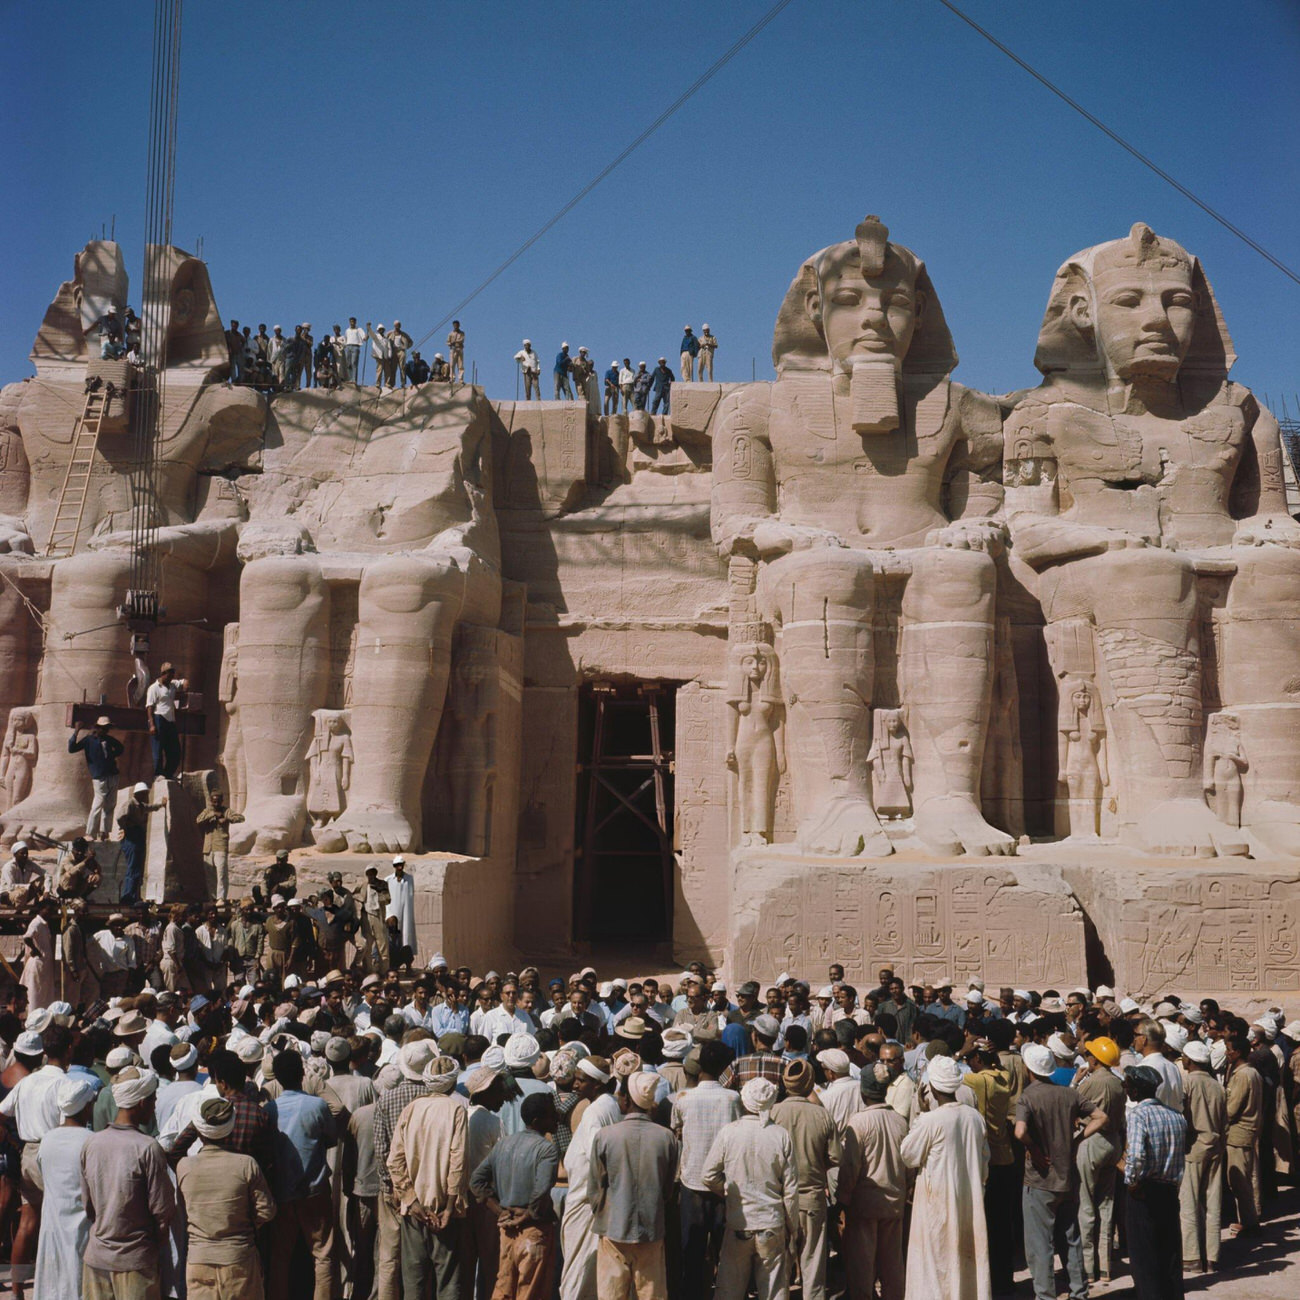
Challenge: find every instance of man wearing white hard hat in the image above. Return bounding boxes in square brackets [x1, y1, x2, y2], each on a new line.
[1014, 1044, 1107, 1300]
[384, 855, 417, 958]
[514, 339, 541, 399]
[900, 1054, 994, 1300]
[698, 324, 718, 381]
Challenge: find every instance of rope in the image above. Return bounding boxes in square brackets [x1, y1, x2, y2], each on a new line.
[410, 0, 797, 353]
[934, 0, 1300, 289]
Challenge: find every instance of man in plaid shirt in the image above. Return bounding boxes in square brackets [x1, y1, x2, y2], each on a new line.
[1123, 1065, 1186, 1299]
[166, 1049, 275, 1180]
[717, 1015, 785, 1093]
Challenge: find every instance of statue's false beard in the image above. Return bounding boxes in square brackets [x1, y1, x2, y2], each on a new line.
[850, 357, 901, 434]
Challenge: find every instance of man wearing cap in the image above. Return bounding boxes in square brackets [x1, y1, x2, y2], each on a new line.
[698, 325, 718, 381]
[515, 340, 542, 400]
[679, 326, 700, 382]
[649, 358, 675, 415]
[1223, 1031, 1262, 1237]
[116, 781, 164, 907]
[385, 855, 417, 959]
[1, 1022, 71, 1298]
[69, 716, 126, 839]
[388, 1057, 470, 1299]
[1180, 1038, 1226, 1276]
[261, 847, 297, 905]
[269, 1048, 337, 1300]
[471, 1092, 561, 1300]
[34, 1074, 97, 1300]
[196, 790, 243, 901]
[718, 1014, 784, 1093]
[264, 895, 298, 985]
[837, 1062, 908, 1300]
[553, 342, 575, 399]
[925, 980, 966, 1028]
[900, 1055, 992, 1300]
[81, 1066, 176, 1300]
[0, 840, 45, 906]
[57, 835, 102, 900]
[1073, 1036, 1125, 1288]
[1122, 1064, 1187, 1298]
[145, 662, 187, 779]
[177, 1094, 276, 1300]
[588, 1070, 679, 1300]
[772, 1059, 840, 1300]
[701, 1077, 799, 1300]
[1014, 1043, 1106, 1300]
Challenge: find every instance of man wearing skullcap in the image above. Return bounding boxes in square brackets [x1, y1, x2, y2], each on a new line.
[1073, 1036, 1125, 1288]
[388, 1057, 470, 1299]
[500, 1033, 554, 1137]
[587, 1070, 679, 1299]
[1122, 1065, 1187, 1298]
[1014, 1043, 1106, 1300]
[177, 1095, 276, 1299]
[1180, 1038, 1226, 1276]
[837, 1063, 908, 1300]
[816, 1047, 863, 1135]
[268, 1049, 337, 1300]
[470, 1092, 561, 1300]
[701, 1076, 799, 1300]
[771, 1059, 841, 1300]
[900, 1054, 994, 1300]
[373, 1039, 440, 1299]
[717, 1013, 784, 1094]
[156, 1039, 202, 1131]
[1223, 1032, 1262, 1236]
[81, 1067, 176, 1299]
[560, 1058, 621, 1300]
[33, 1074, 97, 1300]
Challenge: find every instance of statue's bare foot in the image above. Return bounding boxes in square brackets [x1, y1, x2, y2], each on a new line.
[796, 796, 892, 858]
[332, 807, 418, 855]
[915, 794, 1016, 857]
[311, 824, 348, 853]
[1246, 801, 1300, 857]
[1130, 799, 1247, 858]
[229, 794, 306, 855]
[0, 793, 88, 846]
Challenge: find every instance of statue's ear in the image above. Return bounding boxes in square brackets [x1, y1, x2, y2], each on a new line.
[1067, 291, 1092, 335]
[914, 288, 928, 329]
[804, 286, 822, 327]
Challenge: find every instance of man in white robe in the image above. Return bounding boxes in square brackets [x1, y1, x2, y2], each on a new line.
[34, 1075, 97, 1300]
[559, 1057, 620, 1300]
[20, 900, 57, 1013]
[900, 1055, 991, 1300]
[384, 855, 417, 956]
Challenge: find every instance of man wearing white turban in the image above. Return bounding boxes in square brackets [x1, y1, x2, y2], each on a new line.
[559, 1057, 620, 1300]
[899, 1055, 993, 1300]
[499, 1034, 553, 1138]
[177, 1096, 276, 1300]
[81, 1068, 176, 1299]
[702, 1076, 799, 1300]
[34, 1075, 97, 1300]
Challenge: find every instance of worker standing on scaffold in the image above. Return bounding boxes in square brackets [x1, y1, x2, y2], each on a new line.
[146, 662, 187, 779]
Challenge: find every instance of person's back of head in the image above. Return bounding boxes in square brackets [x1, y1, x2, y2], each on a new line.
[520, 1091, 555, 1132]
[913, 1013, 941, 1043]
[940, 1023, 965, 1055]
[208, 1049, 247, 1094]
[463, 1033, 488, 1064]
[698, 1040, 734, 1080]
[42, 1022, 72, 1063]
[985, 1018, 1015, 1052]
[150, 1044, 175, 1078]
[557, 1018, 584, 1045]
[812, 1028, 839, 1055]
[275, 1049, 305, 1092]
[785, 1025, 809, 1054]
[832, 1020, 855, 1049]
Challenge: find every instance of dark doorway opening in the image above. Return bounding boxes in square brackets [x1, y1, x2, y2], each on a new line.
[573, 681, 676, 943]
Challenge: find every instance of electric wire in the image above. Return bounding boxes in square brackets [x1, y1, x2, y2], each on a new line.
[411, 0, 797, 353]
[933, 0, 1300, 288]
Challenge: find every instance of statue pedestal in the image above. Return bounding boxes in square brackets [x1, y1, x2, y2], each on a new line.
[728, 846, 1087, 992]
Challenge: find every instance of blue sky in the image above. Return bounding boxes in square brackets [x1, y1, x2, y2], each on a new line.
[4, 1, 1298, 407]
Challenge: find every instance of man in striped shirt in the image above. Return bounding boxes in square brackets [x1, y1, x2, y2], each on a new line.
[1123, 1065, 1186, 1300]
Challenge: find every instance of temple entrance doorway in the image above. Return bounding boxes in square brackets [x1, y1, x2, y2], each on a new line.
[573, 680, 677, 943]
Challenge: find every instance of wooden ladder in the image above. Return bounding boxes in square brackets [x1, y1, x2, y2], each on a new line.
[45, 385, 109, 557]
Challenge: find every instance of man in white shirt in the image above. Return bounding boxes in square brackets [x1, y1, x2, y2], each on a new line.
[145, 662, 187, 779]
[141, 991, 182, 1060]
[0, 842, 45, 906]
[343, 317, 366, 384]
[1134, 1019, 1185, 1111]
[91, 912, 137, 999]
[514, 340, 541, 400]
[618, 360, 635, 413]
[366, 321, 392, 389]
[471, 981, 533, 1043]
[384, 856, 416, 957]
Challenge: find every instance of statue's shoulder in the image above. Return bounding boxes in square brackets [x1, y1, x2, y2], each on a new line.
[715, 381, 774, 431]
[948, 383, 1007, 470]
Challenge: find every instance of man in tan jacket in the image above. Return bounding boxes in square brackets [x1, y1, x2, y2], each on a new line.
[1180, 1040, 1227, 1273]
[387, 1056, 469, 1298]
[1224, 1032, 1262, 1235]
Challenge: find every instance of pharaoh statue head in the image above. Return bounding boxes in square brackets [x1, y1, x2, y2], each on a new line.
[1033, 223, 1234, 396]
[772, 215, 957, 433]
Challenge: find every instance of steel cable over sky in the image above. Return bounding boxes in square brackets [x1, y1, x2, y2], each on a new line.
[934, 0, 1300, 289]
[410, 0, 798, 353]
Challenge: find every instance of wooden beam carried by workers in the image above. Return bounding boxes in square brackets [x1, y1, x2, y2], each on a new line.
[66, 701, 206, 736]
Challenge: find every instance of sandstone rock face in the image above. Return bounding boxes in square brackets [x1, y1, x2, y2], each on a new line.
[1, 224, 1297, 998]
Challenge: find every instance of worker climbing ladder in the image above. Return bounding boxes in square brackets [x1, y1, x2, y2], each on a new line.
[45, 383, 112, 558]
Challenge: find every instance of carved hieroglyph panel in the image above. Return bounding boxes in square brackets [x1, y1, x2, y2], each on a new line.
[730, 853, 1085, 988]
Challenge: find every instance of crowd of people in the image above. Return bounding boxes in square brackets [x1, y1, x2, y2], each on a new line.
[0, 840, 1295, 1300]
[514, 326, 718, 416]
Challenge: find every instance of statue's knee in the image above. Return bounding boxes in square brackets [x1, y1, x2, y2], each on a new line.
[1228, 546, 1300, 617]
[360, 556, 464, 617]
[905, 547, 995, 620]
[240, 556, 325, 616]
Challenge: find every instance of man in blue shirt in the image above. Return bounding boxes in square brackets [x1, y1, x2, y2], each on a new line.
[269, 1050, 337, 1300]
[650, 359, 675, 415]
[1123, 1065, 1187, 1300]
[603, 361, 621, 415]
[432, 983, 472, 1037]
[554, 344, 574, 400]
[679, 326, 700, 381]
[69, 717, 125, 840]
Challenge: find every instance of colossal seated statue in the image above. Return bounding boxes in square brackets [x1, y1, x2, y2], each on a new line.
[711, 216, 1014, 857]
[1005, 223, 1300, 857]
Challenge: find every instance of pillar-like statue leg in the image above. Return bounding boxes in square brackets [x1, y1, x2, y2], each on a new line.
[761, 547, 890, 857]
[0, 561, 39, 815]
[329, 555, 479, 854]
[901, 547, 1014, 856]
[1223, 546, 1300, 855]
[1, 552, 133, 842]
[1046, 547, 1242, 856]
[231, 556, 330, 853]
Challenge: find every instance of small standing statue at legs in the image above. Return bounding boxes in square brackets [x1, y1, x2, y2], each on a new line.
[868, 708, 914, 820]
[1203, 711, 1247, 828]
[1058, 678, 1108, 839]
[725, 633, 785, 847]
